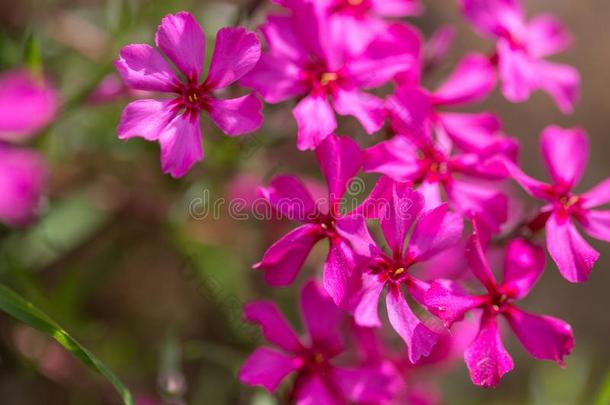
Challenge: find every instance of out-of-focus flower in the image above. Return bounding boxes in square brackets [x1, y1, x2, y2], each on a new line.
[0, 145, 47, 227]
[115, 12, 263, 178]
[426, 226, 574, 387]
[499, 126, 610, 282]
[241, 3, 420, 150]
[255, 135, 369, 307]
[459, 0, 579, 113]
[240, 280, 398, 403]
[0, 69, 59, 141]
[349, 178, 463, 363]
[88, 74, 153, 104]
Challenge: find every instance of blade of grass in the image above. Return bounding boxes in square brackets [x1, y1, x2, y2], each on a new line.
[0, 283, 134, 405]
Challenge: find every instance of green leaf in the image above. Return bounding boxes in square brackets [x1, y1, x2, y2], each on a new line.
[594, 370, 610, 405]
[0, 284, 134, 405]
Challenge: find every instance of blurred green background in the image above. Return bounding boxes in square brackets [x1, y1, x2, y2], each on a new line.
[0, 0, 609, 404]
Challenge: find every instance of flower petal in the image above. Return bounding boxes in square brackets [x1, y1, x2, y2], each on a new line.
[323, 239, 361, 308]
[259, 175, 317, 221]
[0, 147, 47, 227]
[502, 238, 545, 299]
[348, 23, 422, 89]
[208, 94, 263, 136]
[115, 44, 178, 92]
[332, 90, 385, 135]
[386, 86, 433, 140]
[205, 27, 261, 89]
[117, 99, 175, 141]
[0, 69, 59, 138]
[244, 301, 303, 353]
[362, 136, 422, 182]
[371, 0, 423, 17]
[353, 273, 384, 328]
[315, 134, 362, 204]
[239, 347, 301, 392]
[293, 95, 336, 151]
[447, 179, 508, 235]
[332, 366, 397, 403]
[527, 14, 573, 58]
[540, 126, 588, 189]
[239, 53, 307, 103]
[582, 179, 610, 209]
[408, 203, 464, 262]
[158, 114, 203, 178]
[155, 12, 204, 80]
[294, 375, 338, 405]
[380, 183, 425, 256]
[464, 313, 514, 388]
[254, 224, 322, 286]
[546, 214, 599, 283]
[300, 280, 344, 356]
[579, 210, 610, 243]
[459, 0, 524, 38]
[465, 229, 498, 292]
[504, 306, 573, 365]
[386, 287, 440, 363]
[497, 40, 537, 103]
[432, 53, 496, 106]
[438, 112, 502, 154]
[425, 281, 484, 327]
[537, 60, 580, 114]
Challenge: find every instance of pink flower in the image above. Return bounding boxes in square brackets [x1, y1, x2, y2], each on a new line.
[254, 135, 368, 306]
[425, 227, 574, 388]
[241, 3, 420, 150]
[459, 0, 579, 113]
[0, 145, 47, 227]
[239, 280, 396, 404]
[391, 53, 507, 154]
[274, 0, 423, 56]
[349, 178, 463, 363]
[115, 12, 263, 178]
[362, 81, 514, 233]
[500, 126, 610, 283]
[0, 69, 59, 141]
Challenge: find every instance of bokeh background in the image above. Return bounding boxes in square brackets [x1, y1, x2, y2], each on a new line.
[0, 0, 609, 404]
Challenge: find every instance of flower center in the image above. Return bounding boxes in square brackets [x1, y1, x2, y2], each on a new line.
[319, 72, 339, 87]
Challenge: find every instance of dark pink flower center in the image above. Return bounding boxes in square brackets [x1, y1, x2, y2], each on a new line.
[416, 148, 453, 185]
[303, 64, 345, 97]
[170, 81, 213, 121]
[369, 255, 413, 285]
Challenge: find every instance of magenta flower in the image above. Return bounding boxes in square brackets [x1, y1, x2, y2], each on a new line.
[500, 126, 610, 283]
[115, 12, 263, 178]
[273, 0, 423, 56]
[349, 178, 463, 363]
[239, 280, 396, 404]
[254, 134, 369, 306]
[241, 3, 420, 150]
[0, 69, 59, 141]
[459, 0, 579, 113]
[391, 53, 507, 154]
[362, 102, 514, 233]
[0, 146, 47, 227]
[426, 228, 574, 388]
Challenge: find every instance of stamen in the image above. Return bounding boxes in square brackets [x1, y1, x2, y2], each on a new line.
[313, 353, 324, 364]
[393, 267, 405, 277]
[348, 0, 364, 5]
[320, 72, 339, 87]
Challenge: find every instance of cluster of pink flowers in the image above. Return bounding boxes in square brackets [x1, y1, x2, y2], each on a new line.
[109, 0, 603, 402]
